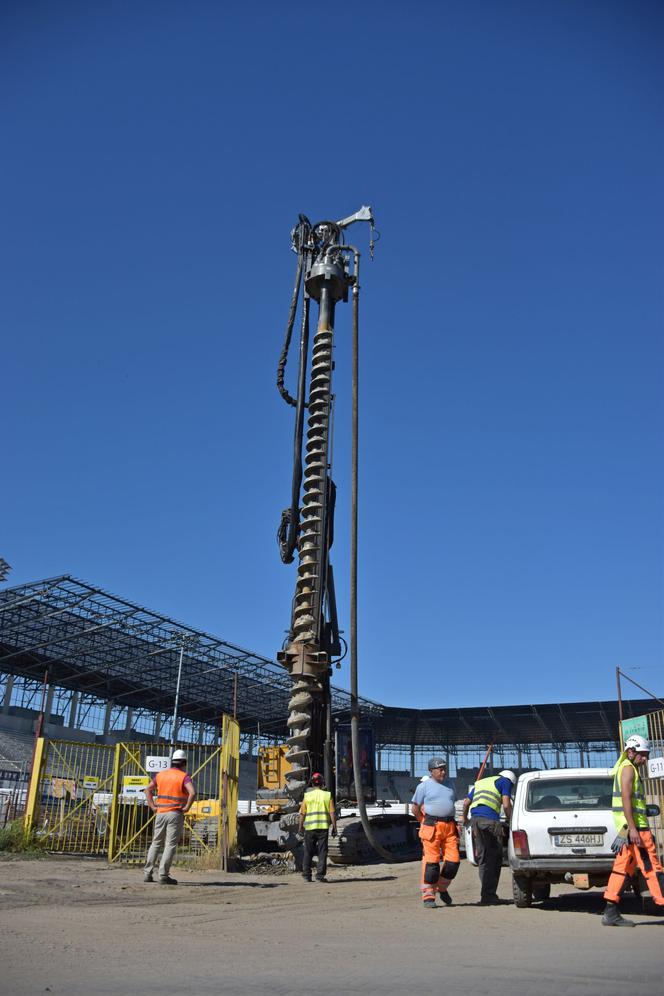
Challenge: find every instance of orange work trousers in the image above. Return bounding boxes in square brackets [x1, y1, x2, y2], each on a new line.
[604, 829, 664, 906]
[419, 819, 460, 902]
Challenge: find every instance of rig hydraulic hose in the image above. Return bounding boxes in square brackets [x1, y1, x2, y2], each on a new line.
[278, 295, 311, 564]
[276, 254, 303, 409]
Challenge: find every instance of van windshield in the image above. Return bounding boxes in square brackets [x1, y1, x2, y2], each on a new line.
[527, 776, 613, 811]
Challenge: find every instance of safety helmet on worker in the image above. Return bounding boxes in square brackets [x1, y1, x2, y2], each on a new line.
[624, 735, 650, 754]
[311, 772, 324, 785]
[171, 749, 187, 763]
[428, 756, 447, 771]
[499, 770, 516, 784]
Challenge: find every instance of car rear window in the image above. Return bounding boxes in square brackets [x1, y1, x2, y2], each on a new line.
[526, 776, 613, 811]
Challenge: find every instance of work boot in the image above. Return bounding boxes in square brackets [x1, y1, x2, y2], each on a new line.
[438, 891, 452, 906]
[423, 899, 437, 909]
[302, 876, 312, 883]
[143, 873, 154, 883]
[315, 877, 328, 883]
[601, 903, 635, 927]
[159, 876, 178, 886]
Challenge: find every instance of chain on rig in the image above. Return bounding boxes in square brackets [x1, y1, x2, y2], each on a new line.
[275, 206, 377, 808]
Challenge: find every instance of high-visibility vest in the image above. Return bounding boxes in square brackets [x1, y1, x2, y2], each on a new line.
[469, 775, 502, 816]
[155, 768, 189, 812]
[303, 788, 332, 830]
[612, 756, 648, 832]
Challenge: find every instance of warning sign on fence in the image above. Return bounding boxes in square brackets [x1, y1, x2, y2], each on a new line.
[51, 778, 76, 799]
[621, 715, 649, 741]
[122, 776, 150, 798]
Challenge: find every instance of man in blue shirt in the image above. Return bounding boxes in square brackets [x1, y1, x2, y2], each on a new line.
[411, 757, 459, 908]
[461, 769, 516, 904]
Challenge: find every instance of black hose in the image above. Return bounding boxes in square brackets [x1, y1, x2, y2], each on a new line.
[276, 254, 304, 408]
[279, 296, 311, 564]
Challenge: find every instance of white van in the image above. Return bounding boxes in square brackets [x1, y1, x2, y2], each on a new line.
[508, 767, 616, 907]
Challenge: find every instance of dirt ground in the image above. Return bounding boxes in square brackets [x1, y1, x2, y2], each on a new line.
[0, 854, 662, 996]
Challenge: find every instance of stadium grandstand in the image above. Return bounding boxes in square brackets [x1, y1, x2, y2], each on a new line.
[0, 575, 655, 807]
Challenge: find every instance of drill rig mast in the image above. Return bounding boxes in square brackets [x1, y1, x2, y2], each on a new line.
[276, 206, 376, 807]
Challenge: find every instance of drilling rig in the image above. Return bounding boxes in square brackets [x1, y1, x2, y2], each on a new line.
[275, 206, 375, 808]
[258, 208, 419, 863]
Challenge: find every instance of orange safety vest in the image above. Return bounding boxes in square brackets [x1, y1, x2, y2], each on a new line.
[154, 768, 189, 812]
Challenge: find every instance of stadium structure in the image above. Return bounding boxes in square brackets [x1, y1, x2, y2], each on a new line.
[0, 575, 653, 804]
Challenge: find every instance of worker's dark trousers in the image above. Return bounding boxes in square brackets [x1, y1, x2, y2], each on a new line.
[303, 829, 329, 880]
[472, 818, 504, 899]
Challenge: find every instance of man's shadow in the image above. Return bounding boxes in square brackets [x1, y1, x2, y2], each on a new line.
[187, 881, 281, 888]
[316, 875, 398, 884]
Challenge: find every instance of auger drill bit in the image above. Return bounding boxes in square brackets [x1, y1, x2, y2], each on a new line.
[279, 283, 338, 801]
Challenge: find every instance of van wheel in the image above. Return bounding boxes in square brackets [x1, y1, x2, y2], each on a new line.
[512, 874, 533, 908]
[533, 883, 551, 902]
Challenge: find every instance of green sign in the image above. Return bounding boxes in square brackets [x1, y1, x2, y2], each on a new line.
[621, 715, 649, 741]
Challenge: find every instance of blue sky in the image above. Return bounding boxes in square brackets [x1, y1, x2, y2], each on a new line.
[3, 1, 662, 709]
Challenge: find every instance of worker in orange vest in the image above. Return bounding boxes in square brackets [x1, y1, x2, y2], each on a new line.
[144, 749, 196, 885]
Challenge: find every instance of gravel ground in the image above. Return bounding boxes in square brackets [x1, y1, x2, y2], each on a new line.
[0, 854, 662, 995]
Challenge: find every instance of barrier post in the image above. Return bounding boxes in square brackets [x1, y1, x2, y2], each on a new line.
[107, 743, 123, 863]
[219, 728, 226, 870]
[24, 737, 46, 831]
[221, 714, 240, 865]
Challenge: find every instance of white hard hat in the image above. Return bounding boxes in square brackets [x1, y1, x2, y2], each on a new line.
[171, 749, 187, 762]
[499, 770, 517, 784]
[625, 735, 650, 754]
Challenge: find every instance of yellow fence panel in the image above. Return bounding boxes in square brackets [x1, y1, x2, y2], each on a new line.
[24, 739, 115, 854]
[24, 731, 240, 866]
[108, 742, 225, 866]
[645, 709, 664, 863]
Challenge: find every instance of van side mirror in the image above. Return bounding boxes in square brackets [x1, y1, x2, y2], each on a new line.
[646, 804, 660, 817]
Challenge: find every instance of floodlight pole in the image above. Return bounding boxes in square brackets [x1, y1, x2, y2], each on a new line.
[170, 640, 185, 752]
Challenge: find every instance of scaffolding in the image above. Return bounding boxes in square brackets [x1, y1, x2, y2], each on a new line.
[1, 576, 658, 772]
[0, 576, 380, 746]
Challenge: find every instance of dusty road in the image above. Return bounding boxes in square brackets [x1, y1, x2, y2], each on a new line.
[0, 855, 661, 995]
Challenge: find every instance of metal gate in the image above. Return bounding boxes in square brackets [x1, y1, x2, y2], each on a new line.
[644, 709, 664, 862]
[107, 741, 225, 865]
[24, 738, 116, 854]
[25, 717, 240, 864]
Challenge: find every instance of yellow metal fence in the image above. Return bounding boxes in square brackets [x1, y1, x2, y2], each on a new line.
[645, 709, 664, 863]
[25, 717, 240, 865]
[24, 738, 115, 854]
[108, 741, 225, 865]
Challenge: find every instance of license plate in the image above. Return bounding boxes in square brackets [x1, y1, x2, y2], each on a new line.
[554, 833, 603, 847]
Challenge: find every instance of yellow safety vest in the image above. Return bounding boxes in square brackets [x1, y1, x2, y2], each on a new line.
[303, 788, 332, 831]
[469, 775, 502, 816]
[612, 756, 648, 832]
